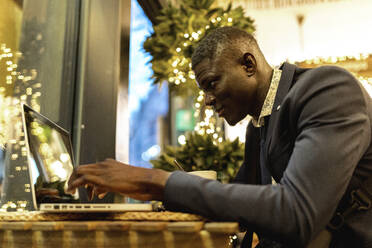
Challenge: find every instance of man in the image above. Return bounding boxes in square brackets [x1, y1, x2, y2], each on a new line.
[67, 27, 372, 247]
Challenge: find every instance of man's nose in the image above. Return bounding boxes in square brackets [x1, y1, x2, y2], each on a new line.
[205, 93, 216, 106]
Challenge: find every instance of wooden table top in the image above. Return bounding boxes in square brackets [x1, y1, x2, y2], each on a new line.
[0, 220, 239, 233]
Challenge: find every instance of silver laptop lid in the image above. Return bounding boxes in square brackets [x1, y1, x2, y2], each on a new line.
[21, 104, 78, 209]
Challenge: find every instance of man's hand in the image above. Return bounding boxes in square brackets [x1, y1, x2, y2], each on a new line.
[66, 159, 170, 201]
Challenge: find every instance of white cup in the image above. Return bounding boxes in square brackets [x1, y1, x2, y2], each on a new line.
[188, 170, 217, 180]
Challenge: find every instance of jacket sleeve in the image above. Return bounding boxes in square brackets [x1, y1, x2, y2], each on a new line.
[163, 66, 371, 246]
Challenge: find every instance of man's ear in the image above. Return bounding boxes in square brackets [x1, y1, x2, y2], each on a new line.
[242, 53, 257, 76]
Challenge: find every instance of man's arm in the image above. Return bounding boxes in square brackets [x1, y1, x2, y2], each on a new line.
[67, 159, 170, 201]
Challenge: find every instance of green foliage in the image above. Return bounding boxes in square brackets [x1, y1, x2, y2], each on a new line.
[150, 131, 244, 183]
[143, 0, 255, 97]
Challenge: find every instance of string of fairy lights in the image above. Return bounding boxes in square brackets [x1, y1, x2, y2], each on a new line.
[171, 14, 235, 145]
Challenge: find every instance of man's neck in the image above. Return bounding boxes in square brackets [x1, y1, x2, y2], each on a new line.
[252, 66, 274, 118]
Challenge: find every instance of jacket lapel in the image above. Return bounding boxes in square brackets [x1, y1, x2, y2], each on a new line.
[264, 63, 297, 170]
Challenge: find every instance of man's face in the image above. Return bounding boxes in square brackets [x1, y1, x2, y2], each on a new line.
[194, 50, 259, 125]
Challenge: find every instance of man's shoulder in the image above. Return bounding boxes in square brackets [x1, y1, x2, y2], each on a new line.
[280, 63, 356, 87]
[318, 64, 354, 74]
[281, 63, 369, 115]
[297, 64, 354, 79]
[291, 64, 359, 93]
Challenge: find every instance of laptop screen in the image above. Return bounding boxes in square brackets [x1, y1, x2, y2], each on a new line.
[23, 104, 78, 204]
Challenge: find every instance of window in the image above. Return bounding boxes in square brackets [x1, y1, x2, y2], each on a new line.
[129, 0, 169, 168]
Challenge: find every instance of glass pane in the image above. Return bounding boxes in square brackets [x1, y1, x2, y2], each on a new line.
[0, 0, 80, 211]
[129, 0, 169, 168]
[16, 0, 79, 130]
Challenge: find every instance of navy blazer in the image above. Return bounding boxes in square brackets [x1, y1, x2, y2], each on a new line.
[164, 63, 372, 247]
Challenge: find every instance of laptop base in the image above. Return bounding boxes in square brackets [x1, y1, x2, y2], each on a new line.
[39, 203, 153, 212]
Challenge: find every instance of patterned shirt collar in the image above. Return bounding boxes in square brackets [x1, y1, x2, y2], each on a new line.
[251, 66, 282, 127]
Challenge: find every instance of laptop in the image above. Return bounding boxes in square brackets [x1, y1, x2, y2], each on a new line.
[21, 103, 153, 212]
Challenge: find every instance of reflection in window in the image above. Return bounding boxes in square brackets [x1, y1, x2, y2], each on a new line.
[0, 0, 80, 211]
[129, 0, 169, 168]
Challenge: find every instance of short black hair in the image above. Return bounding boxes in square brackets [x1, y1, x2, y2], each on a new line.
[191, 27, 257, 69]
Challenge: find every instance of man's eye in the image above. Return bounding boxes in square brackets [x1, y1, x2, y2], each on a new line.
[209, 81, 217, 89]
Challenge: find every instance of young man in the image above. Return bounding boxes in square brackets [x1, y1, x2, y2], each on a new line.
[68, 27, 372, 247]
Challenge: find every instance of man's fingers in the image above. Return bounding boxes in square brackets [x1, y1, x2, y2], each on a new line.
[86, 185, 107, 201]
[89, 186, 108, 200]
[67, 174, 102, 193]
[66, 177, 85, 193]
[94, 186, 107, 195]
[67, 165, 100, 190]
[98, 192, 107, 199]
